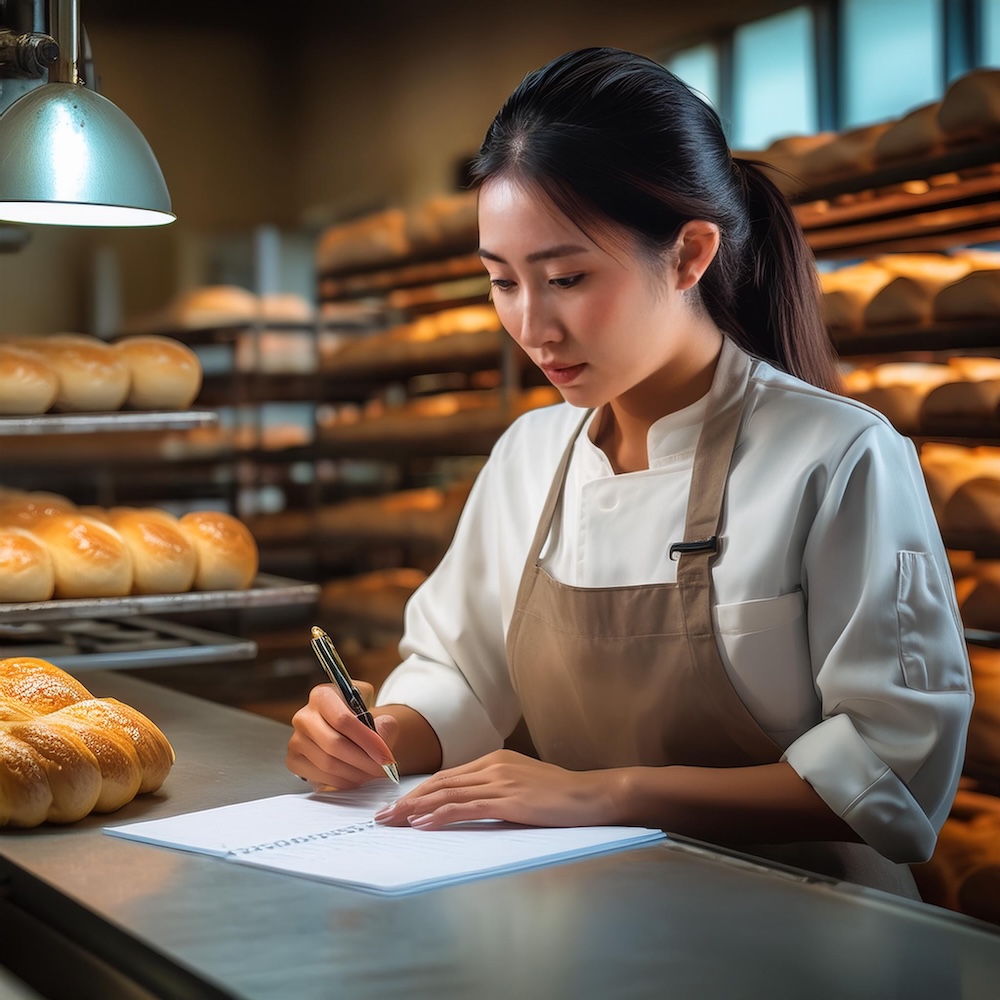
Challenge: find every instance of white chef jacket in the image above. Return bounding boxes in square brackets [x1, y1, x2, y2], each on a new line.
[378, 357, 973, 863]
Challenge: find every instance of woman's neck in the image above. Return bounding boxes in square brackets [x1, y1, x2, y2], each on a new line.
[595, 326, 724, 474]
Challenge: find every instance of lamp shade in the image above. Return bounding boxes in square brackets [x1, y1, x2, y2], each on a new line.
[0, 81, 174, 227]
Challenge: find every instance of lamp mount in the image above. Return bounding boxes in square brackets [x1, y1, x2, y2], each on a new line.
[0, 27, 57, 78]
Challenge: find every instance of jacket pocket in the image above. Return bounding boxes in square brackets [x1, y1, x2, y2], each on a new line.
[896, 550, 968, 692]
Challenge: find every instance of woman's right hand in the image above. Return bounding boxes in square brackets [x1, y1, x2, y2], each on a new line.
[286, 682, 400, 789]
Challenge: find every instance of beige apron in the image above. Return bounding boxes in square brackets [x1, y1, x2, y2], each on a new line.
[505, 337, 919, 898]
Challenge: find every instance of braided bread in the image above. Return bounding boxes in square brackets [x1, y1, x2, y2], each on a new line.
[0, 657, 175, 827]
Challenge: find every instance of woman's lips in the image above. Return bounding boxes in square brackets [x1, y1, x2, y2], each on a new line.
[541, 363, 586, 386]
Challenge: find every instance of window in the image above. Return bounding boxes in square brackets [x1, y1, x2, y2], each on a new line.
[731, 6, 817, 149]
[981, 0, 1000, 66]
[840, 0, 944, 127]
[664, 42, 721, 111]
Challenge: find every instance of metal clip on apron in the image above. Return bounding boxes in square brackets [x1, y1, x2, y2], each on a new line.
[505, 337, 919, 898]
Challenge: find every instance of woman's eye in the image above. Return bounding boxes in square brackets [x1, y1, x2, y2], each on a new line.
[489, 278, 515, 292]
[551, 274, 584, 288]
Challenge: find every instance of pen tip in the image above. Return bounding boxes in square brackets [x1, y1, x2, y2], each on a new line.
[311, 625, 325, 639]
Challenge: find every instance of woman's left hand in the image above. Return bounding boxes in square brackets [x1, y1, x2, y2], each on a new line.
[373, 750, 619, 829]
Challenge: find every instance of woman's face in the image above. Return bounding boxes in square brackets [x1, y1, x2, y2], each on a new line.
[477, 177, 700, 411]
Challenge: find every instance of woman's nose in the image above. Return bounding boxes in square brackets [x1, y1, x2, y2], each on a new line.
[513, 294, 559, 349]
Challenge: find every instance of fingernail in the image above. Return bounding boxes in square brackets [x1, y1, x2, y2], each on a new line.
[408, 814, 433, 828]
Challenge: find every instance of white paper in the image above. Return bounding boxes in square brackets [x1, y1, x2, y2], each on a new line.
[104, 776, 666, 895]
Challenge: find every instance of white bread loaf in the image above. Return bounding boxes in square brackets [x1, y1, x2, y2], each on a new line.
[102, 507, 197, 595]
[178, 511, 259, 590]
[112, 335, 203, 410]
[0, 343, 58, 414]
[0, 526, 55, 602]
[0, 657, 174, 826]
[30, 512, 133, 598]
[20, 334, 131, 412]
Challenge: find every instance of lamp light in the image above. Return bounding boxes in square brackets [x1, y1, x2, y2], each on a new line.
[0, 0, 174, 227]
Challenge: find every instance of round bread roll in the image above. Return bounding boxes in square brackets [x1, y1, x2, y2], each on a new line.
[168, 285, 258, 329]
[112, 335, 203, 410]
[0, 658, 175, 826]
[178, 511, 259, 590]
[30, 512, 133, 598]
[0, 491, 76, 530]
[103, 507, 197, 594]
[0, 526, 55, 602]
[22, 334, 131, 412]
[0, 343, 58, 414]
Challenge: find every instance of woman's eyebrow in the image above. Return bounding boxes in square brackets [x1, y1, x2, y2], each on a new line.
[478, 244, 589, 264]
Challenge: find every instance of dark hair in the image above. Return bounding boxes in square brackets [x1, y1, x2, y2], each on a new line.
[471, 47, 841, 393]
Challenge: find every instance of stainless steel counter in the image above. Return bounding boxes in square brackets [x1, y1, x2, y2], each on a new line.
[2, 673, 1000, 1000]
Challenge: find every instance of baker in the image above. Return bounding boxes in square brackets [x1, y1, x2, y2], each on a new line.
[287, 47, 973, 897]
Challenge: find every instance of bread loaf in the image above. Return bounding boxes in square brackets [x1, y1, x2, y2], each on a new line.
[0, 526, 55, 602]
[0, 657, 174, 826]
[30, 512, 133, 598]
[102, 507, 197, 595]
[938, 68, 1000, 143]
[0, 491, 76, 529]
[112, 335, 203, 410]
[20, 334, 131, 412]
[178, 511, 259, 590]
[872, 101, 944, 164]
[935, 270, 1000, 321]
[0, 343, 58, 414]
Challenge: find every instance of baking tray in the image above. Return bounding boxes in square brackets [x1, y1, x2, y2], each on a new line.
[0, 411, 219, 436]
[0, 574, 319, 623]
[0, 616, 256, 672]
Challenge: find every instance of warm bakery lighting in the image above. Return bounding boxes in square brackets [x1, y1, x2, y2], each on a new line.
[0, 0, 174, 227]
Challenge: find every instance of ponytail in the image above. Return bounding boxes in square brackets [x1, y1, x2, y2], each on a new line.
[728, 159, 842, 394]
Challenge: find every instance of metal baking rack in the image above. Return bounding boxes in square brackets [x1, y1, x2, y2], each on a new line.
[0, 410, 218, 435]
[0, 616, 257, 673]
[0, 574, 319, 624]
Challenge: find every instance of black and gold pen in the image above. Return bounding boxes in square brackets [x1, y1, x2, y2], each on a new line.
[309, 625, 400, 784]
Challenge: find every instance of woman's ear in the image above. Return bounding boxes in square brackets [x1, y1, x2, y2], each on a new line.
[674, 220, 721, 291]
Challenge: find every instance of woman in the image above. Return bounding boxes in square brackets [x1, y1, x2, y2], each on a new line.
[288, 48, 972, 895]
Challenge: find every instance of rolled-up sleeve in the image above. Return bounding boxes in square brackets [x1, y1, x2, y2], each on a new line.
[785, 424, 973, 863]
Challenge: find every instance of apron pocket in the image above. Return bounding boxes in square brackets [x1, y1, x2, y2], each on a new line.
[714, 591, 814, 735]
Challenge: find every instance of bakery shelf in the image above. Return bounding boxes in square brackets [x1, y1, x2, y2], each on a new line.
[835, 320, 1000, 357]
[0, 616, 257, 672]
[318, 252, 484, 302]
[0, 573, 319, 624]
[965, 628, 1000, 649]
[0, 410, 218, 436]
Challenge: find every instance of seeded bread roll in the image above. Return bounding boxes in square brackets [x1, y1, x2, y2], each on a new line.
[178, 511, 259, 590]
[0, 343, 58, 414]
[102, 507, 197, 594]
[112, 335, 203, 410]
[30, 512, 133, 598]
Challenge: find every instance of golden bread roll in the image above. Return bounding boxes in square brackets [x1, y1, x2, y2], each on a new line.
[863, 257, 972, 327]
[918, 443, 1000, 519]
[0, 658, 175, 826]
[921, 379, 1000, 435]
[30, 512, 133, 598]
[846, 362, 952, 434]
[820, 263, 894, 332]
[943, 476, 1000, 548]
[872, 102, 944, 164]
[0, 343, 58, 414]
[0, 656, 94, 711]
[178, 511, 259, 590]
[0, 526, 55, 602]
[935, 270, 1000, 321]
[0, 491, 76, 530]
[103, 507, 197, 594]
[20, 334, 131, 412]
[167, 285, 258, 328]
[112, 335, 203, 410]
[939, 68, 1000, 143]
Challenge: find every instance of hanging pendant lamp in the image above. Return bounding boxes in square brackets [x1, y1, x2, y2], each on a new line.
[0, 0, 174, 227]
